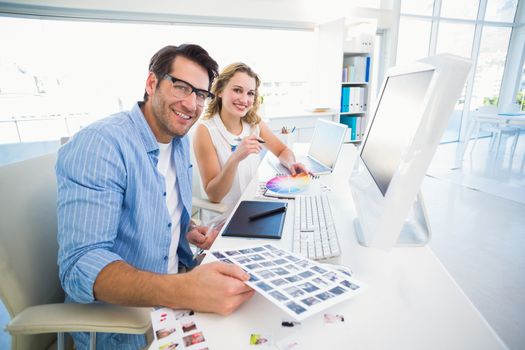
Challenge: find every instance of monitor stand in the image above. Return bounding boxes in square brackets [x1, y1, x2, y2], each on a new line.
[354, 191, 432, 247]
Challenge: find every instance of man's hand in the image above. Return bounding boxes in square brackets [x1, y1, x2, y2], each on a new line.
[174, 262, 255, 315]
[187, 224, 221, 250]
[94, 261, 254, 316]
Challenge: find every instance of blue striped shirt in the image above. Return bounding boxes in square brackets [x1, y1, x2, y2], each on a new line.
[56, 102, 195, 349]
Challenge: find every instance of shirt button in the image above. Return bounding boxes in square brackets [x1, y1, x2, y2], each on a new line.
[168, 223, 172, 228]
[163, 192, 166, 197]
[163, 256, 168, 261]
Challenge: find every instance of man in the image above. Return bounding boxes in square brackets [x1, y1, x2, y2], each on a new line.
[56, 44, 254, 349]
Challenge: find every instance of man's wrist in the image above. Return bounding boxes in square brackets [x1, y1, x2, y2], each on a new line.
[156, 272, 189, 309]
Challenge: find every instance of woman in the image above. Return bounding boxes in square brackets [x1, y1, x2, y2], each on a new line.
[193, 62, 307, 206]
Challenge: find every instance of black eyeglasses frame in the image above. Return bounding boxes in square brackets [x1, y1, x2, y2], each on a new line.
[163, 73, 215, 101]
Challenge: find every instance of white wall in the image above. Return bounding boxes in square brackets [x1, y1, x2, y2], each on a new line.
[0, 0, 394, 30]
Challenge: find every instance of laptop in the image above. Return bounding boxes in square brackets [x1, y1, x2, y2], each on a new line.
[269, 119, 347, 175]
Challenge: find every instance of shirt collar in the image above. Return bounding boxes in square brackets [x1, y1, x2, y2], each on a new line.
[130, 102, 183, 153]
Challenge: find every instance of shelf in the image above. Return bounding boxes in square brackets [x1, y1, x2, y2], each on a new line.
[343, 139, 362, 144]
[343, 51, 370, 56]
[341, 81, 368, 86]
[339, 111, 366, 116]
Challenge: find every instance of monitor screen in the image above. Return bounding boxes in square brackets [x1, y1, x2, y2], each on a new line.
[308, 119, 347, 168]
[360, 70, 434, 196]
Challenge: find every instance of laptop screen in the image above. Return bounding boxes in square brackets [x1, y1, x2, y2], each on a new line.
[308, 119, 347, 169]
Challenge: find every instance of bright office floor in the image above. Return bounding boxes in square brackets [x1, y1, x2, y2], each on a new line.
[1, 136, 524, 349]
[424, 135, 525, 350]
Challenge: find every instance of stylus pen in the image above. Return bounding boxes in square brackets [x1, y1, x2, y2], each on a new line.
[233, 137, 265, 143]
[192, 248, 205, 261]
[248, 206, 286, 221]
[191, 223, 217, 260]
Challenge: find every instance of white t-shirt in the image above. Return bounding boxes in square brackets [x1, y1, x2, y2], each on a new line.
[200, 114, 261, 207]
[157, 142, 183, 274]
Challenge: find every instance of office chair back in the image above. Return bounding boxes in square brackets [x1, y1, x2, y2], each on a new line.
[471, 105, 521, 159]
[188, 129, 229, 221]
[0, 154, 61, 349]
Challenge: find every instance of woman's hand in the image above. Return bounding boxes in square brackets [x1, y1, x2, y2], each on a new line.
[288, 162, 309, 176]
[232, 135, 262, 162]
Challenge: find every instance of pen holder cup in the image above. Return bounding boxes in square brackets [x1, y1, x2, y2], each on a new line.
[277, 132, 297, 147]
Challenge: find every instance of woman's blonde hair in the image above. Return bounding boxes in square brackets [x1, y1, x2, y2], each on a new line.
[203, 62, 262, 126]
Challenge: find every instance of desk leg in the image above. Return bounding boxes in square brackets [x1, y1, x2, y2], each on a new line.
[453, 119, 478, 169]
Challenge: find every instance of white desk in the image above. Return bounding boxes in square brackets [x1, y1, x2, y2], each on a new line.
[455, 112, 525, 168]
[197, 144, 505, 349]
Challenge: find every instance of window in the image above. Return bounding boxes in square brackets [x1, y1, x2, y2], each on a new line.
[435, 21, 476, 142]
[485, 0, 518, 22]
[470, 26, 512, 109]
[518, 61, 525, 111]
[0, 16, 316, 161]
[397, 0, 519, 143]
[435, 21, 476, 58]
[400, 0, 434, 16]
[396, 18, 432, 65]
[440, 0, 480, 20]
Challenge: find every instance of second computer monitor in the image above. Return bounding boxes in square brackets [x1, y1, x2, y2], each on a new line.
[349, 54, 471, 250]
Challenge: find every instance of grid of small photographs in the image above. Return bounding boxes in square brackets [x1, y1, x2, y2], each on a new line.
[210, 244, 365, 321]
[150, 308, 209, 350]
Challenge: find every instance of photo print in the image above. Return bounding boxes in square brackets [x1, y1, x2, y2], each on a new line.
[209, 244, 366, 321]
[150, 308, 210, 350]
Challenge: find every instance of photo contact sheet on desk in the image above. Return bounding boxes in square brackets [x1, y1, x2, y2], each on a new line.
[210, 244, 365, 321]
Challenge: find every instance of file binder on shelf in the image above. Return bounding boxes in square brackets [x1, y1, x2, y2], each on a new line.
[339, 52, 373, 143]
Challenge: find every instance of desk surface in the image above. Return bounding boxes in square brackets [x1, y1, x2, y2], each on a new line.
[476, 113, 525, 124]
[197, 144, 505, 350]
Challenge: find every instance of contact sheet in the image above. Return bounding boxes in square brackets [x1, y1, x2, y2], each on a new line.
[210, 244, 365, 321]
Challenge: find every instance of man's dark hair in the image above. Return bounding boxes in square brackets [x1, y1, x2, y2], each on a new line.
[143, 44, 219, 103]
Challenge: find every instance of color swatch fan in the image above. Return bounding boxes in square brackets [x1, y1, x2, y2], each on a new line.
[265, 173, 310, 195]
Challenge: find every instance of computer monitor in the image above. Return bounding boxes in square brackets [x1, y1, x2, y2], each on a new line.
[349, 54, 471, 250]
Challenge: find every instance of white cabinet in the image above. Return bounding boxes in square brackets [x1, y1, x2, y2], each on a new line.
[316, 18, 376, 143]
[266, 112, 338, 143]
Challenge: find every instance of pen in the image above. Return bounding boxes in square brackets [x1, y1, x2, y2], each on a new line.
[233, 137, 265, 143]
[191, 223, 217, 260]
[248, 206, 286, 221]
[192, 248, 204, 260]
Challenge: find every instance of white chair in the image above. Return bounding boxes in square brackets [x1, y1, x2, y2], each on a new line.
[501, 103, 524, 156]
[469, 105, 521, 159]
[188, 130, 228, 222]
[190, 155, 228, 219]
[0, 154, 151, 350]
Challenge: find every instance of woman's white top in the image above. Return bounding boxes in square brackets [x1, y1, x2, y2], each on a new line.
[200, 113, 261, 207]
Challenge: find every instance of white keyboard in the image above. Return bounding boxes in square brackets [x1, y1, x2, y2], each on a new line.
[292, 194, 341, 260]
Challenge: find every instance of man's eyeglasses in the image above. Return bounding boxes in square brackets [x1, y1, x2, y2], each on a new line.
[163, 74, 215, 107]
